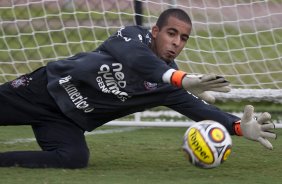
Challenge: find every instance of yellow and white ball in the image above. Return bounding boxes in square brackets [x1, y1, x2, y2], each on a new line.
[182, 120, 232, 169]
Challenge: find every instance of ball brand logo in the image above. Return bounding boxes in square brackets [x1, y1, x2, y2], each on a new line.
[188, 128, 214, 164]
[183, 121, 232, 168]
[209, 128, 225, 143]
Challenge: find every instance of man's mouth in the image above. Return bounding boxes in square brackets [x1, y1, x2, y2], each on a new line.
[167, 50, 176, 57]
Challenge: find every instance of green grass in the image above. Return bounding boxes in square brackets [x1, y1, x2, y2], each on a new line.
[0, 125, 281, 184]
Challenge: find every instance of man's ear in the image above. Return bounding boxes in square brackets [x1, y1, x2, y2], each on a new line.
[151, 25, 159, 39]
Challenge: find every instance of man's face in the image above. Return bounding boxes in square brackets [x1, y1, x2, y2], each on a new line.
[151, 16, 192, 62]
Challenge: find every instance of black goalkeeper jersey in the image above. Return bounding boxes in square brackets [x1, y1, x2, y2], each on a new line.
[46, 25, 240, 134]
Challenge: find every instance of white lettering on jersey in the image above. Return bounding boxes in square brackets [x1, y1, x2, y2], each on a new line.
[96, 63, 130, 102]
[138, 34, 143, 42]
[59, 75, 94, 113]
[187, 91, 209, 105]
[117, 27, 131, 42]
[146, 33, 151, 43]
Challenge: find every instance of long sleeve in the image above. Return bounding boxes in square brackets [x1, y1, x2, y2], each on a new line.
[163, 88, 240, 135]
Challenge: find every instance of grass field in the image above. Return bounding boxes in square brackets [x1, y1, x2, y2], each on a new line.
[0, 125, 281, 184]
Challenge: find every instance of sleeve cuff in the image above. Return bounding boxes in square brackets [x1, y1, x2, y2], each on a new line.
[233, 120, 242, 136]
[162, 69, 176, 83]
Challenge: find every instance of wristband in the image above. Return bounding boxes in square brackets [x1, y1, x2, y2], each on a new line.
[233, 121, 242, 136]
[171, 70, 187, 88]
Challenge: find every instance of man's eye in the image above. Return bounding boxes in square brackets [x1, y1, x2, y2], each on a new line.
[182, 37, 188, 42]
[168, 32, 175, 36]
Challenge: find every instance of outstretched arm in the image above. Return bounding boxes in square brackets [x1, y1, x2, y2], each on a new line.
[164, 89, 276, 149]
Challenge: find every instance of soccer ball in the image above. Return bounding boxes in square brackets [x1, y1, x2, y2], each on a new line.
[182, 120, 232, 169]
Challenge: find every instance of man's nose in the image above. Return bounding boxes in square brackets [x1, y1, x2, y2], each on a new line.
[173, 36, 181, 47]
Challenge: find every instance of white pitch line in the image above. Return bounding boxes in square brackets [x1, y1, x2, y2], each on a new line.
[84, 127, 142, 135]
[3, 138, 36, 144]
[1, 127, 142, 145]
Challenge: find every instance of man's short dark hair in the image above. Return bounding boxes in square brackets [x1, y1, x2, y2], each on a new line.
[156, 8, 192, 30]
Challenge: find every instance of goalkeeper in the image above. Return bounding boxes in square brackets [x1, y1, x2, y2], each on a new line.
[0, 8, 276, 168]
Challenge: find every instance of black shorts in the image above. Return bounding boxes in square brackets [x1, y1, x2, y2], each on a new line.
[0, 67, 70, 125]
[0, 67, 89, 168]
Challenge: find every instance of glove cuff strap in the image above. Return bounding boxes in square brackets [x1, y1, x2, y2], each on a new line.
[171, 70, 187, 88]
[233, 121, 243, 136]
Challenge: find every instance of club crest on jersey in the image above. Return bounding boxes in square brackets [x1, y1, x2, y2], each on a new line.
[144, 81, 157, 90]
[11, 76, 32, 88]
